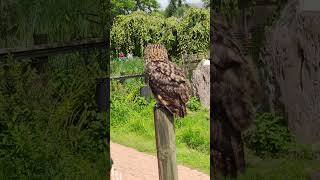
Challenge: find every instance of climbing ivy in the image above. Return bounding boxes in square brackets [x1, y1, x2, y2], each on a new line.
[111, 8, 209, 57]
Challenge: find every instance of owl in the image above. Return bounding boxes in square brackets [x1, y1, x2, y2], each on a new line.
[144, 44, 191, 118]
[210, 14, 261, 178]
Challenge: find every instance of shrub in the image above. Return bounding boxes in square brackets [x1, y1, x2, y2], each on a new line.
[244, 113, 293, 157]
[176, 8, 209, 54]
[187, 96, 201, 111]
[180, 128, 209, 153]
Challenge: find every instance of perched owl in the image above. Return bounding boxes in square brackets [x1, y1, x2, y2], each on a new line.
[144, 44, 191, 118]
[210, 14, 261, 178]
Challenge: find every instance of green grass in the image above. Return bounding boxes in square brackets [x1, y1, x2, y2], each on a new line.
[237, 149, 320, 180]
[111, 58, 145, 76]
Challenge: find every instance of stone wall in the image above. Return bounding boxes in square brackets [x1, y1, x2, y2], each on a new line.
[192, 59, 210, 108]
[261, 0, 320, 144]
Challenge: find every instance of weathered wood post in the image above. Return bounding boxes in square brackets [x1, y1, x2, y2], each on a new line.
[32, 33, 48, 74]
[154, 105, 178, 180]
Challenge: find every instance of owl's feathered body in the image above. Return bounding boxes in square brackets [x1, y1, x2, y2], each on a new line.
[144, 44, 191, 118]
[210, 14, 261, 178]
[211, 18, 260, 132]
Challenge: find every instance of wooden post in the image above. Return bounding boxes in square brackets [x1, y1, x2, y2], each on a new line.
[154, 105, 178, 180]
[96, 78, 109, 113]
[32, 33, 48, 74]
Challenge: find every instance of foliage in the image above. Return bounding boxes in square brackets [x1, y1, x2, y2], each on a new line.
[211, 0, 288, 22]
[202, 0, 210, 8]
[244, 113, 294, 157]
[211, 0, 240, 20]
[165, 1, 177, 17]
[111, 57, 145, 76]
[187, 96, 201, 112]
[0, 0, 103, 48]
[176, 8, 209, 54]
[176, 109, 210, 154]
[165, 0, 185, 17]
[111, 0, 159, 19]
[111, 8, 209, 57]
[111, 11, 166, 57]
[0, 54, 109, 178]
[236, 155, 319, 180]
[172, 5, 190, 17]
[0, 0, 111, 178]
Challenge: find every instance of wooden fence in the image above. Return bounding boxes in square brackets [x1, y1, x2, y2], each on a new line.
[0, 38, 107, 60]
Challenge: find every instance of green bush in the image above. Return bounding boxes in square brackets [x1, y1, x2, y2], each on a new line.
[176, 8, 210, 54]
[180, 128, 209, 153]
[244, 113, 293, 157]
[187, 96, 201, 111]
[111, 8, 209, 57]
[111, 58, 145, 76]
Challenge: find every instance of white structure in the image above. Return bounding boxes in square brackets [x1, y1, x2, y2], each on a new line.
[127, 53, 133, 59]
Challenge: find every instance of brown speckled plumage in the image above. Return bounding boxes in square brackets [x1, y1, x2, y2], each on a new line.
[210, 14, 261, 178]
[144, 44, 191, 118]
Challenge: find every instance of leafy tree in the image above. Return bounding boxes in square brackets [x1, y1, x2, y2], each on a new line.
[211, 0, 286, 21]
[135, 0, 160, 11]
[165, 0, 185, 17]
[177, 8, 209, 54]
[202, 0, 210, 8]
[111, 0, 136, 16]
[0, 0, 102, 48]
[211, 0, 240, 20]
[172, 4, 191, 17]
[111, 0, 159, 18]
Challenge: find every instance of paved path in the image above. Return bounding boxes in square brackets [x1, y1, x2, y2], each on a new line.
[111, 142, 209, 180]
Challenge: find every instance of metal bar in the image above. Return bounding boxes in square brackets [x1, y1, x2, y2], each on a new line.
[0, 38, 106, 60]
[110, 73, 145, 80]
[254, 0, 277, 6]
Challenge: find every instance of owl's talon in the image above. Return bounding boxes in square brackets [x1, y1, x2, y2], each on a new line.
[156, 102, 174, 115]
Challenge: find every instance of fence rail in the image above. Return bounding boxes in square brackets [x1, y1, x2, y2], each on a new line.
[110, 73, 145, 80]
[110, 58, 205, 81]
[0, 38, 107, 60]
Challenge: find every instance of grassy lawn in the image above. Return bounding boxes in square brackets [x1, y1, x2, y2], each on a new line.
[238, 149, 320, 180]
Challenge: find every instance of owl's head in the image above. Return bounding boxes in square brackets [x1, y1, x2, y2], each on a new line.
[144, 44, 169, 63]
